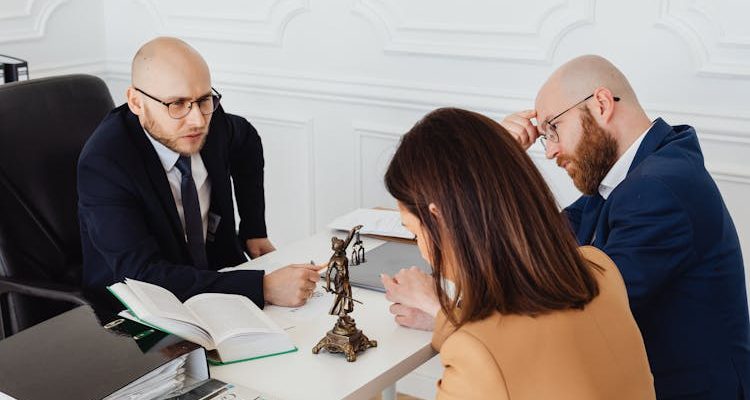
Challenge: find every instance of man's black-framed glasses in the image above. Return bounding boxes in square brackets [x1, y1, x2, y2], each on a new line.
[134, 87, 222, 119]
[538, 93, 620, 150]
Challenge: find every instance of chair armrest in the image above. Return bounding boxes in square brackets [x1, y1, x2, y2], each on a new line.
[0, 276, 89, 306]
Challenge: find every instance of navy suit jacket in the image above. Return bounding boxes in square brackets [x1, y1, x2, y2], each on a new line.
[565, 118, 749, 399]
[79, 104, 268, 318]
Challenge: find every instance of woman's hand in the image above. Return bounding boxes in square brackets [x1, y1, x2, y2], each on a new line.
[381, 267, 440, 330]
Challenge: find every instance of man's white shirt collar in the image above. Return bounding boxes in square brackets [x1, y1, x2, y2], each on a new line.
[598, 123, 653, 200]
[143, 128, 211, 239]
[143, 129, 208, 187]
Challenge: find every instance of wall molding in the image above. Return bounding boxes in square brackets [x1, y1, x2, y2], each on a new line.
[105, 59, 528, 115]
[0, 0, 70, 43]
[105, 59, 750, 184]
[0, 0, 34, 19]
[352, 123, 402, 208]
[711, 170, 750, 186]
[232, 111, 317, 236]
[655, 0, 750, 78]
[652, 108, 750, 178]
[351, 0, 595, 62]
[106, 59, 750, 132]
[31, 59, 108, 78]
[132, 0, 310, 46]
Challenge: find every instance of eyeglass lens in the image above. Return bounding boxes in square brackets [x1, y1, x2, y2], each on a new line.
[168, 95, 220, 118]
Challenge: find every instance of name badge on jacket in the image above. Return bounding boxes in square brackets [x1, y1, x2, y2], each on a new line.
[207, 212, 221, 243]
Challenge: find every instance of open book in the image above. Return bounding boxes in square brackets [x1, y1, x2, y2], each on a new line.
[107, 279, 296, 365]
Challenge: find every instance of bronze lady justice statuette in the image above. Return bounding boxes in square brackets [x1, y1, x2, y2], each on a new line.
[312, 225, 377, 361]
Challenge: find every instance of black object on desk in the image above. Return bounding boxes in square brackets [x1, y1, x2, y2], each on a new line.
[0, 305, 207, 400]
[0, 54, 28, 83]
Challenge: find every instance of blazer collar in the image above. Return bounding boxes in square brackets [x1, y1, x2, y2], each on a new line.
[200, 127, 221, 189]
[123, 108, 185, 240]
[199, 107, 226, 214]
[122, 104, 229, 228]
[628, 117, 672, 174]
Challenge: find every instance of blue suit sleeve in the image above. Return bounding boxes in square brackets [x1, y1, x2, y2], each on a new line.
[78, 153, 265, 305]
[602, 176, 695, 313]
[563, 195, 588, 233]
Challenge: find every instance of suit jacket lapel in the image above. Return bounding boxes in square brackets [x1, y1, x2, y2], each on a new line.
[576, 194, 604, 244]
[200, 116, 227, 220]
[200, 116, 233, 267]
[123, 110, 187, 250]
[628, 118, 671, 174]
[577, 118, 672, 245]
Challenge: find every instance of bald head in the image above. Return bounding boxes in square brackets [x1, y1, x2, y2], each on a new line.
[127, 37, 215, 156]
[131, 36, 211, 95]
[538, 55, 638, 109]
[533, 55, 651, 158]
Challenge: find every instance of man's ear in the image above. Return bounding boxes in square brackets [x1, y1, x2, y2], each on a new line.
[126, 86, 144, 116]
[592, 86, 617, 125]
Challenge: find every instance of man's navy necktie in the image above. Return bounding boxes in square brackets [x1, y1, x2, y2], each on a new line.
[175, 156, 208, 268]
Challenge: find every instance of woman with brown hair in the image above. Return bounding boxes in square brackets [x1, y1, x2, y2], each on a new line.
[380, 108, 655, 399]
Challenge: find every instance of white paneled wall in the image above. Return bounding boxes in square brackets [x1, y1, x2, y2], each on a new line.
[3, 0, 749, 398]
[0, 0, 105, 76]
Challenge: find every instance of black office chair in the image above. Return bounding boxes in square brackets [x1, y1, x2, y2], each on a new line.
[0, 74, 114, 338]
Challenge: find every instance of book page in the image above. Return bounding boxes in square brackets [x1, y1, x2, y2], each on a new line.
[185, 293, 282, 344]
[263, 285, 333, 330]
[327, 208, 415, 239]
[116, 310, 213, 350]
[125, 279, 199, 326]
[108, 283, 150, 317]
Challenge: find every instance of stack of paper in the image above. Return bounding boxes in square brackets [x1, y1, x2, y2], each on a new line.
[104, 354, 188, 400]
[327, 208, 415, 239]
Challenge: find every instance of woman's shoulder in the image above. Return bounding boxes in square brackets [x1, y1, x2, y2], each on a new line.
[578, 245, 627, 292]
[437, 315, 509, 377]
[436, 247, 630, 350]
[575, 246, 636, 326]
[432, 310, 504, 352]
[436, 318, 511, 399]
[578, 245, 614, 270]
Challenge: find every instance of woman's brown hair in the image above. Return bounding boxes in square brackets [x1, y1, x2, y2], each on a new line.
[384, 108, 600, 327]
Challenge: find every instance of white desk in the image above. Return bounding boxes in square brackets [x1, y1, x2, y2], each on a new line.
[212, 231, 436, 400]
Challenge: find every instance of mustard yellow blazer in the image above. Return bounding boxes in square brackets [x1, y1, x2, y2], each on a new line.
[432, 246, 655, 400]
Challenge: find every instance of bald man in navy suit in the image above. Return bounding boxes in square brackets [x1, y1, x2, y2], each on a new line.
[501, 55, 749, 399]
[79, 37, 321, 318]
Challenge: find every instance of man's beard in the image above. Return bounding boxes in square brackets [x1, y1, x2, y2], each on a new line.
[143, 112, 207, 156]
[557, 108, 618, 195]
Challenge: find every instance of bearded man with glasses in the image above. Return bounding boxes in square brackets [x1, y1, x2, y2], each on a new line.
[79, 37, 322, 320]
[498, 55, 748, 400]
